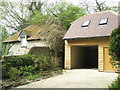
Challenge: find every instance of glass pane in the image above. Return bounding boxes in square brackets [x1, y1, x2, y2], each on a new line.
[99, 18, 108, 25]
[82, 21, 90, 27]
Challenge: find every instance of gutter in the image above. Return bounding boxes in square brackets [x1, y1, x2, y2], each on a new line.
[63, 36, 109, 40]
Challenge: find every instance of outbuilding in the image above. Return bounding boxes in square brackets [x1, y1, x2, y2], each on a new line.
[63, 11, 119, 72]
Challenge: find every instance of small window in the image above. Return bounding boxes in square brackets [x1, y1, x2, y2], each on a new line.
[19, 31, 26, 38]
[81, 20, 90, 27]
[99, 18, 108, 25]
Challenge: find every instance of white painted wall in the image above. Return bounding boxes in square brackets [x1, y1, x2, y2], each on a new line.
[20, 36, 28, 47]
[8, 40, 48, 56]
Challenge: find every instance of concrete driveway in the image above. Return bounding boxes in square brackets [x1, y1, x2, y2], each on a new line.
[17, 69, 118, 88]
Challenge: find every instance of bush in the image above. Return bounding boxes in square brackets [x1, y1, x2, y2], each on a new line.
[2, 54, 62, 80]
[20, 65, 36, 76]
[108, 75, 120, 89]
[2, 54, 34, 78]
[32, 55, 50, 71]
[50, 56, 62, 70]
[109, 26, 120, 61]
[8, 67, 21, 81]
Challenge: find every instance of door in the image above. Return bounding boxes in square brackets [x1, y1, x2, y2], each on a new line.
[104, 47, 115, 72]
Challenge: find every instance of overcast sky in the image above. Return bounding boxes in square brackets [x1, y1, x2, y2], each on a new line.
[2, 0, 120, 34]
[43, 0, 119, 6]
[3, 0, 120, 6]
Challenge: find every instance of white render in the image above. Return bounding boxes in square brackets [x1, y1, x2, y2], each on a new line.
[8, 40, 48, 56]
[20, 36, 28, 47]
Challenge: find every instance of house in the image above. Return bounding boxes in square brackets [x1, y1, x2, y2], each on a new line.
[4, 25, 49, 56]
[63, 11, 119, 72]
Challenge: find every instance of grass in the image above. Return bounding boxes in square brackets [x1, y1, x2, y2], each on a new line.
[108, 75, 120, 90]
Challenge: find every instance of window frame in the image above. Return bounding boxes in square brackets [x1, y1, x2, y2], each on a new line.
[99, 18, 108, 25]
[81, 20, 91, 27]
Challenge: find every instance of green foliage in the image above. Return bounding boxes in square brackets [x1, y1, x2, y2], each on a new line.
[47, 1, 86, 29]
[2, 43, 13, 56]
[23, 73, 41, 80]
[20, 65, 35, 76]
[8, 67, 21, 81]
[0, 26, 11, 56]
[2, 54, 61, 80]
[109, 26, 120, 61]
[50, 56, 63, 70]
[2, 54, 33, 78]
[28, 11, 48, 25]
[32, 55, 50, 70]
[108, 75, 120, 89]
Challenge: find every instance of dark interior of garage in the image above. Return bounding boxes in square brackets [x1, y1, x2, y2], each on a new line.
[71, 46, 98, 69]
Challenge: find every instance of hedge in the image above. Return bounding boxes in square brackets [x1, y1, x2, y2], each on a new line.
[2, 54, 62, 80]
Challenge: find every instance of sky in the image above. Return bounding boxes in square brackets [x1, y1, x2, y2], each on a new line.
[1, 0, 120, 34]
[3, 0, 120, 6]
[43, 0, 119, 6]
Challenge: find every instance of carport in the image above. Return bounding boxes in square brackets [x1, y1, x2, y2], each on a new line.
[71, 46, 98, 69]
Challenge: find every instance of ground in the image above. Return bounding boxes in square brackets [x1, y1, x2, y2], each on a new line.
[17, 69, 118, 88]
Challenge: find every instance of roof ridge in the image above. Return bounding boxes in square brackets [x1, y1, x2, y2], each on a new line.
[72, 10, 118, 24]
[84, 10, 118, 17]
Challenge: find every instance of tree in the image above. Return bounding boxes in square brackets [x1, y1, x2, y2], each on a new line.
[47, 1, 86, 30]
[109, 26, 120, 71]
[79, 0, 118, 13]
[38, 2, 86, 56]
[0, 0, 45, 31]
[27, 1, 86, 57]
[0, 26, 12, 56]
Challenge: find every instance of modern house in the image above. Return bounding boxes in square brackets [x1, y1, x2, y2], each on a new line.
[4, 25, 49, 56]
[63, 11, 119, 72]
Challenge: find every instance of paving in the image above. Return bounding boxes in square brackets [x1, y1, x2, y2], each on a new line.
[17, 69, 118, 88]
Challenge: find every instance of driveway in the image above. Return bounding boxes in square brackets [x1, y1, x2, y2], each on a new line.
[17, 69, 118, 88]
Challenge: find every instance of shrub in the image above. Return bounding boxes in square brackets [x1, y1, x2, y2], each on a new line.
[2, 54, 62, 80]
[19, 65, 36, 76]
[109, 26, 120, 61]
[108, 75, 120, 89]
[2, 54, 34, 78]
[50, 56, 62, 70]
[8, 67, 21, 81]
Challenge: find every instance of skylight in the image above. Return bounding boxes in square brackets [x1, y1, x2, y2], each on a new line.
[81, 20, 90, 27]
[99, 18, 108, 25]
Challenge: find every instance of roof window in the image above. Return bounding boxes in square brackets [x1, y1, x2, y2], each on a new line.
[99, 18, 108, 25]
[81, 20, 90, 27]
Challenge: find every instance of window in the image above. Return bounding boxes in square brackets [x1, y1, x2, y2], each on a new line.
[99, 18, 108, 25]
[81, 20, 90, 27]
[19, 31, 26, 38]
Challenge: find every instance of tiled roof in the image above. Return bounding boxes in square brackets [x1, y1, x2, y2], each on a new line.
[63, 11, 119, 40]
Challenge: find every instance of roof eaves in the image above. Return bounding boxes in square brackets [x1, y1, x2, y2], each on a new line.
[63, 36, 109, 40]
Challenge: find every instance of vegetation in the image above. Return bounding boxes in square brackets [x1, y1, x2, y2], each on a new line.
[109, 26, 120, 89]
[2, 54, 61, 79]
[1, 54, 62, 89]
[109, 26, 120, 62]
[108, 75, 120, 90]
[109, 26, 120, 71]
[0, 0, 119, 89]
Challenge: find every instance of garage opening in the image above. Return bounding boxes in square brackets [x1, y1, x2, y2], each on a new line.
[71, 46, 98, 69]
